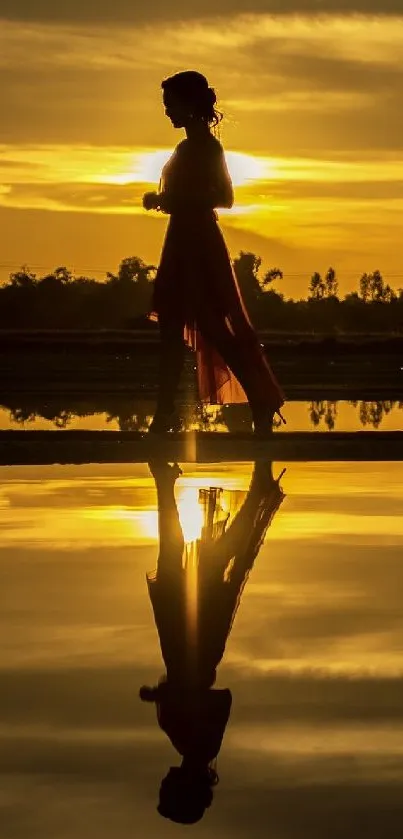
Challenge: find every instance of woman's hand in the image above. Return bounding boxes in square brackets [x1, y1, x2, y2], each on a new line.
[142, 191, 160, 211]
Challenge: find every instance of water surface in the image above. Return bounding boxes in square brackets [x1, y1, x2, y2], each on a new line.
[1, 460, 402, 837]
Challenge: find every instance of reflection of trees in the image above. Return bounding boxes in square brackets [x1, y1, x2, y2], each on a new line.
[3, 398, 403, 431]
[357, 400, 396, 430]
[193, 404, 234, 432]
[46, 409, 72, 429]
[309, 401, 338, 430]
[9, 407, 37, 425]
[105, 408, 151, 432]
[214, 404, 282, 432]
[8, 398, 153, 432]
[10, 407, 72, 428]
[309, 399, 402, 430]
[8, 400, 92, 430]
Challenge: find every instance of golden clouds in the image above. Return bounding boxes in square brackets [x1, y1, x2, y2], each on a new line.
[1, 12, 403, 288]
[1, 14, 403, 151]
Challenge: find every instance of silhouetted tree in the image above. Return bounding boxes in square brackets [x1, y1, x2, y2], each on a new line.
[54, 266, 73, 284]
[308, 272, 325, 301]
[359, 270, 395, 303]
[233, 251, 262, 315]
[103, 256, 156, 326]
[9, 266, 37, 288]
[325, 267, 338, 299]
[107, 256, 155, 286]
[371, 270, 386, 302]
[1, 253, 402, 332]
[382, 283, 396, 303]
[359, 272, 371, 302]
[344, 291, 361, 304]
[262, 267, 283, 289]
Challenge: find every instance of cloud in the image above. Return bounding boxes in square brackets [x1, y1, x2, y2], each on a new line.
[0, 1, 403, 25]
[2, 667, 403, 839]
[2, 144, 403, 228]
[269, 181, 403, 200]
[0, 182, 146, 214]
[1, 15, 403, 153]
[2, 665, 403, 730]
[5, 178, 403, 218]
[0, 203, 398, 295]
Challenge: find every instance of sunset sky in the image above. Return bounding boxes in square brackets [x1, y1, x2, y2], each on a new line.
[1, 1, 403, 296]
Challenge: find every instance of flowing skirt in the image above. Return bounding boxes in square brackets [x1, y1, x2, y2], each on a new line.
[151, 210, 285, 411]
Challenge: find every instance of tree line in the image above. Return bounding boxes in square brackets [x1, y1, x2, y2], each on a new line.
[1, 253, 402, 332]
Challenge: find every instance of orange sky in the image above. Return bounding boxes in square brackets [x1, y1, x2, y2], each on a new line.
[1, 4, 403, 297]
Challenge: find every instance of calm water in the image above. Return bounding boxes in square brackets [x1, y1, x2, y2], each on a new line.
[1, 460, 403, 837]
[1, 399, 402, 432]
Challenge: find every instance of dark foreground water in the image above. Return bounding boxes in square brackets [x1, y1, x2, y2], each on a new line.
[0, 460, 403, 837]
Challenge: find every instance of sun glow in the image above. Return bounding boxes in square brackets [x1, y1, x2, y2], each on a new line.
[130, 486, 205, 544]
[129, 148, 272, 188]
[225, 151, 273, 186]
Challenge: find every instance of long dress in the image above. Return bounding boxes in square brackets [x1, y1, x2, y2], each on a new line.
[150, 134, 285, 413]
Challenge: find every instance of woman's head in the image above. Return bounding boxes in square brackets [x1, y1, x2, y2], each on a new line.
[158, 765, 218, 824]
[162, 71, 222, 129]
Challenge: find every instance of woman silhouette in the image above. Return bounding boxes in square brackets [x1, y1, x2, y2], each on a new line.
[140, 460, 286, 823]
[143, 70, 285, 436]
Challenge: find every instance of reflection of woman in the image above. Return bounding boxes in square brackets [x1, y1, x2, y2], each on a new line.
[140, 460, 286, 824]
[143, 70, 285, 436]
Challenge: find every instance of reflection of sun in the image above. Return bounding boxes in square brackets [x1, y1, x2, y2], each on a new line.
[177, 487, 204, 543]
[134, 486, 205, 543]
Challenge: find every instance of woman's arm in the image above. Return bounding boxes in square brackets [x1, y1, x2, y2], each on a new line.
[213, 146, 234, 209]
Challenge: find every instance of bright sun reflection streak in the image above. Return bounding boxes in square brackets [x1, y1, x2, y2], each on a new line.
[123, 487, 205, 543]
[103, 493, 202, 672]
[185, 540, 199, 677]
[178, 488, 205, 543]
